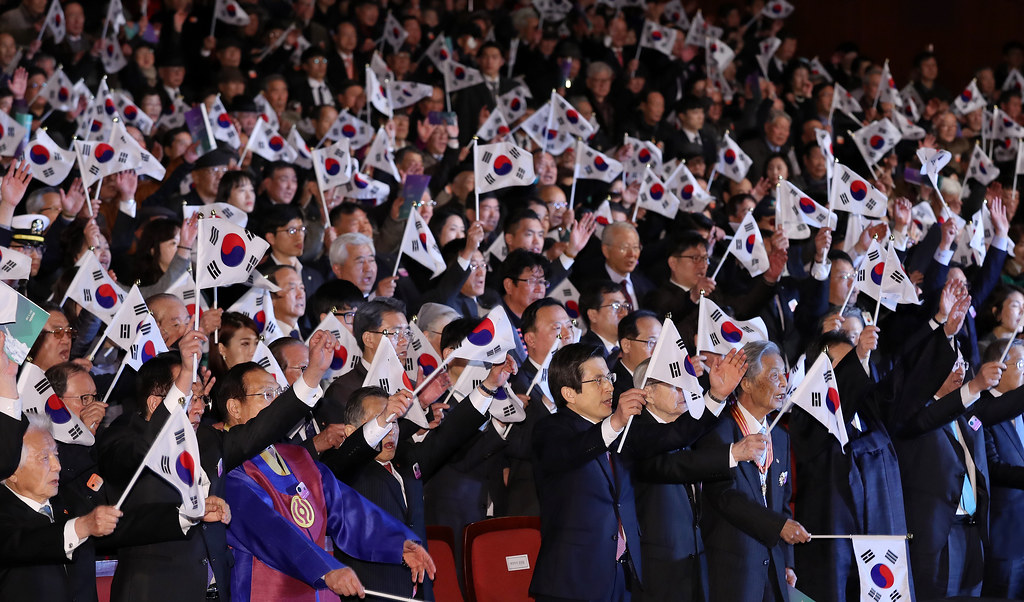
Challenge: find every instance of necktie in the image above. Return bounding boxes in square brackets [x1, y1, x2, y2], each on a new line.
[1015, 415, 1024, 449]
[607, 452, 627, 560]
[757, 426, 768, 466]
[949, 422, 977, 515]
[40, 505, 54, 522]
[345, 57, 353, 79]
[290, 329, 301, 340]
[619, 279, 633, 308]
[383, 462, 394, 475]
[614, 48, 623, 66]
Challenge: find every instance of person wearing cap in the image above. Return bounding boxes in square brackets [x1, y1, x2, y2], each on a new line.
[10, 213, 50, 282]
[229, 95, 261, 137]
[291, 47, 336, 114]
[150, 149, 235, 219]
[156, 53, 193, 106]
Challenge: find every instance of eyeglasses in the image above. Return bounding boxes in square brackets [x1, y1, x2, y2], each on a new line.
[413, 200, 437, 208]
[626, 337, 657, 351]
[514, 277, 549, 288]
[600, 302, 633, 313]
[333, 309, 356, 324]
[44, 327, 78, 340]
[13, 244, 45, 255]
[1014, 360, 1024, 370]
[246, 387, 283, 402]
[834, 271, 856, 281]
[285, 364, 308, 373]
[468, 261, 487, 271]
[206, 166, 229, 174]
[64, 393, 99, 405]
[581, 372, 617, 386]
[277, 226, 307, 236]
[676, 254, 710, 264]
[606, 243, 642, 254]
[308, 58, 328, 64]
[548, 202, 567, 210]
[374, 327, 412, 341]
[954, 360, 971, 373]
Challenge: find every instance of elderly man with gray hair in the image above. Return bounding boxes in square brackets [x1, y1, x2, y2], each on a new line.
[329, 232, 397, 299]
[695, 340, 811, 602]
[574, 221, 654, 310]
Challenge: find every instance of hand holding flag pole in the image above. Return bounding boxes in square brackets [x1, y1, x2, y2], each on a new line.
[998, 312, 1024, 364]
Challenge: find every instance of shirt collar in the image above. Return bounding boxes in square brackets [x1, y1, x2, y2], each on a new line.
[605, 264, 628, 283]
[736, 400, 767, 433]
[4, 483, 48, 514]
[671, 279, 692, 292]
[595, 332, 617, 353]
[308, 77, 326, 88]
[646, 407, 668, 424]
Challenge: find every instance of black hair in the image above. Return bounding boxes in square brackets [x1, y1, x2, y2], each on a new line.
[549, 343, 605, 408]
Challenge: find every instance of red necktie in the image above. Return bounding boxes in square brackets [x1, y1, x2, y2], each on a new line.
[615, 48, 623, 67]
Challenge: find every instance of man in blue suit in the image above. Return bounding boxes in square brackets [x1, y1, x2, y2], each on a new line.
[529, 342, 744, 601]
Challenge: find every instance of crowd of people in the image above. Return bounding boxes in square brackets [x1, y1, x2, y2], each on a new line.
[1, 0, 1024, 601]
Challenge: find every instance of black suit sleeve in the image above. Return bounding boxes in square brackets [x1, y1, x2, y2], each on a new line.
[0, 518, 69, 564]
[96, 404, 173, 487]
[985, 426, 1024, 489]
[971, 388, 1024, 427]
[894, 389, 968, 438]
[219, 387, 317, 472]
[634, 443, 732, 485]
[402, 397, 489, 480]
[319, 424, 380, 482]
[95, 503, 189, 552]
[0, 413, 26, 480]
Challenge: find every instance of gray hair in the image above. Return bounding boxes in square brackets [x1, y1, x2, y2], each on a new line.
[25, 187, 59, 214]
[14, 414, 53, 468]
[766, 109, 792, 127]
[742, 340, 782, 382]
[633, 358, 652, 388]
[601, 221, 637, 245]
[587, 61, 613, 79]
[329, 232, 375, 267]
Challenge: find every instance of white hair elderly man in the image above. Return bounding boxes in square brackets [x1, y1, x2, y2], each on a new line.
[330, 232, 399, 299]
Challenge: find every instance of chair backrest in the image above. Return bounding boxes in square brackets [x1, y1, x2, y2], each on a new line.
[463, 516, 542, 602]
[426, 525, 465, 602]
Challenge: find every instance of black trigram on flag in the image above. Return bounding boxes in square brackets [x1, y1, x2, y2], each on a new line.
[119, 324, 130, 339]
[515, 167, 526, 179]
[257, 357, 272, 370]
[669, 362, 681, 378]
[183, 289, 195, 302]
[811, 391, 822, 407]
[710, 333, 721, 346]
[403, 358, 414, 372]
[410, 338, 422, 352]
[484, 173, 497, 185]
[68, 424, 84, 440]
[92, 270, 104, 281]
[82, 289, 92, 302]
[508, 146, 522, 160]
[838, 192, 851, 206]
[710, 309, 723, 321]
[675, 338, 686, 351]
[244, 231, 256, 242]
[823, 370, 833, 383]
[866, 198, 878, 211]
[116, 151, 130, 164]
[174, 428, 186, 445]
[133, 303, 147, 316]
[889, 591, 902, 601]
[379, 378, 392, 393]
[160, 455, 171, 475]
[743, 221, 755, 233]
[481, 150, 494, 163]
[245, 255, 259, 272]
[885, 550, 898, 563]
[139, 322, 152, 336]
[867, 249, 880, 261]
[501, 403, 515, 418]
[42, 167, 54, 179]
[857, 271, 866, 283]
[890, 271, 904, 284]
[411, 240, 420, 252]
[860, 549, 876, 563]
[88, 165, 100, 177]
[254, 295, 264, 307]
[867, 591, 881, 602]
[841, 171, 852, 184]
[190, 495, 199, 510]
[34, 378, 49, 395]
[206, 262, 222, 280]
[209, 226, 220, 245]
[129, 344, 138, 359]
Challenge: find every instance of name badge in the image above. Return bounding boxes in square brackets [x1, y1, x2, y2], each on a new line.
[295, 481, 310, 499]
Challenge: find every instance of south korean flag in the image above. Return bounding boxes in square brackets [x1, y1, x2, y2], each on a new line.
[696, 296, 768, 355]
[498, 87, 529, 122]
[19, 362, 94, 446]
[830, 163, 888, 218]
[851, 536, 912, 602]
[476, 108, 511, 142]
[99, 284, 151, 352]
[715, 132, 752, 183]
[577, 142, 623, 183]
[195, 218, 270, 289]
[207, 94, 241, 149]
[727, 211, 770, 277]
[474, 142, 535, 193]
[26, 129, 74, 186]
[637, 168, 681, 219]
[0, 110, 27, 158]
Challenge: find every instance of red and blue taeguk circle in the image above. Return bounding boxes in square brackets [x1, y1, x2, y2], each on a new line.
[220, 232, 246, 267]
[850, 180, 867, 201]
[45, 395, 72, 424]
[493, 155, 512, 176]
[95, 283, 118, 309]
[468, 318, 496, 346]
[331, 345, 348, 371]
[94, 143, 114, 163]
[826, 387, 840, 413]
[871, 262, 884, 285]
[268, 136, 284, 151]
[720, 321, 743, 344]
[418, 354, 438, 376]
[29, 145, 49, 164]
[325, 158, 341, 175]
[799, 197, 816, 214]
[176, 451, 196, 486]
[870, 564, 895, 589]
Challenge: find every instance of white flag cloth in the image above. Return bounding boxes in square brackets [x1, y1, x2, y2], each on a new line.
[399, 209, 446, 278]
[892, 111, 926, 141]
[387, 80, 433, 109]
[831, 163, 888, 218]
[213, 0, 250, 25]
[756, 37, 781, 79]
[27, 129, 74, 186]
[306, 314, 361, 383]
[110, 120, 166, 181]
[476, 108, 511, 142]
[383, 12, 408, 49]
[639, 20, 678, 57]
[789, 353, 847, 448]
[665, 161, 713, 213]
[0, 281, 16, 323]
[705, 38, 735, 72]
[965, 144, 1000, 185]
[577, 142, 623, 183]
[252, 340, 288, 388]
[728, 211, 770, 277]
[815, 128, 835, 184]
[0, 110, 26, 157]
[337, 166, 390, 203]
[808, 56, 832, 82]
[123, 315, 169, 371]
[104, 0, 126, 31]
[857, 240, 919, 310]
[591, 199, 614, 241]
[451, 361, 525, 423]
[155, 96, 190, 131]
[253, 93, 279, 131]
[19, 362, 94, 446]
[41, 0, 66, 43]
[851, 118, 901, 166]
[549, 278, 582, 321]
[288, 128, 312, 170]
[114, 93, 154, 135]
[100, 285, 150, 352]
[642, 319, 706, 419]
[369, 51, 391, 81]
[551, 95, 595, 140]
[877, 61, 902, 107]
[325, 110, 374, 149]
[41, 68, 76, 111]
[195, 218, 270, 288]
[952, 80, 986, 116]
[226, 287, 283, 343]
[363, 337, 429, 428]
[696, 296, 768, 355]
[441, 60, 484, 92]
[637, 168, 681, 219]
[684, 10, 722, 48]
[498, 87, 529, 122]
[364, 127, 400, 180]
[312, 140, 354, 191]
[100, 30, 127, 73]
[916, 147, 952, 191]
[716, 132, 752, 183]
[245, 118, 297, 162]
[664, 0, 691, 29]
[0, 246, 31, 281]
[448, 305, 519, 363]
[63, 252, 124, 323]
[1004, 69, 1024, 92]
[526, 340, 557, 402]
[900, 83, 924, 122]
[761, 0, 794, 18]
[183, 203, 248, 228]
[404, 321, 441, 382]
[831, 83, 861, 116]
[365, 66, 393, 118]
[165, 271, 208, 320]
[521, 104, 573, 156]
[139, 405, 206, 518]
[486, 230, 508, 262]
[953, 210, 987, 267]
[776, 180, 836, 240]
[851, 536, 913, 602]
[475, 141, 535, 193]
[624, 136, 663, 179]
[423, 35, 453, 68]
[207, 95, 241, 149]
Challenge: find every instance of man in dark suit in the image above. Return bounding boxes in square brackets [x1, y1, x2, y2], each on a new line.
[574, 222, 654, 311]
[695, 340, 811, 601]
[982, 339, 1024, 598]
[454, 41, 518, 145]
[578, 281, 630, 367]
[326, 21, 365, 91]
[612, 310, 661, 401]
[529, 342, 738, 601]
[290, 47, 337, 114]
[260, 204, 328, 298]
[631, 357, 766, 602]
[333, 351, 517, 600]
[97, 329, 338, 601]
[0, 387, 24, 481]
[739, 110, 799, 185]
[664, 96, 718, 166]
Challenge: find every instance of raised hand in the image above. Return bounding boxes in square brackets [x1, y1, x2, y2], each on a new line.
[1, 160, 32, 209]
[732, 433, 769, 462]
[708, 348, 748, 400]
[305, 329, 339, 385]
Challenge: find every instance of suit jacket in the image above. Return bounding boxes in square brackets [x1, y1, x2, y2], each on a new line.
[504, 361, 555, 516]
[333, 396, 490, 600]
[632, 410, 732, 602]
[316, 362, 369, 428]
[695, 409, 794, 602]
[579, 329, 620, 367]
[529, 405, 721, 599]
[454, 77, 519, 145]
[0, 412, 25, 480]
[984, 403, 1024, 564]
[97, 387, 316, 602]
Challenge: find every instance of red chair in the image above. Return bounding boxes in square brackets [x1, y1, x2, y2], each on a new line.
[462, 517, 541, 602]
[426, 525, 465, 602]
